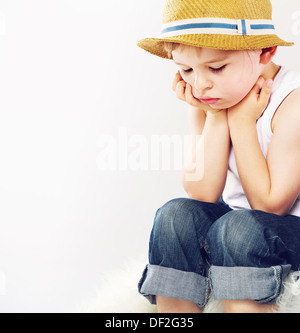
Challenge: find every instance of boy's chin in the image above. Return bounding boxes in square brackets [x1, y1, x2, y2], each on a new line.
[208, 100, 238, 111]
[204, 104, 226, 113]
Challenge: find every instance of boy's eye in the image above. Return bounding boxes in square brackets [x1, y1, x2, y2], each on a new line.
[182, 68, 193, 74]
[209, 65, 226, 73]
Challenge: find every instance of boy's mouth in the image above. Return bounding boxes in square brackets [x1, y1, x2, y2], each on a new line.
[197, 97, 220, 105]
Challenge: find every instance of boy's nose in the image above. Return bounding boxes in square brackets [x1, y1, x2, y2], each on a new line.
[194, 75, 213, 93]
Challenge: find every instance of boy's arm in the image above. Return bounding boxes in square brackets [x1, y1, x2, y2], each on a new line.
[228, 79, 300, 216]
[182, 106, 230, 202]
[172, 74, 230, 203]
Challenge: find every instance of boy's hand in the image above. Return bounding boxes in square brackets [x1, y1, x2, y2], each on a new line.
[172, 71, 223, 114]
[228, 76, 273, 125]
[172, 71, 203, 108]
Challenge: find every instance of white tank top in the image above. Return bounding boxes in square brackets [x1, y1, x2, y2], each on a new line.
[223, 66, 300, 217]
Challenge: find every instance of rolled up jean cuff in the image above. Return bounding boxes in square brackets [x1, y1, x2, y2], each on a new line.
[138, 264, 210, 309]
[209, 264, 291, 304]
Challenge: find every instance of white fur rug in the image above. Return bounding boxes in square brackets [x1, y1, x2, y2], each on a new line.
[80, 259, 300, 313]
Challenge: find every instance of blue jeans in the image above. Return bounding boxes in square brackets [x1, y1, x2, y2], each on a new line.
[138, 198, 300, 308]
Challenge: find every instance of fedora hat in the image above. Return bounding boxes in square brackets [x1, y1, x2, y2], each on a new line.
[137, 0, 294, 59]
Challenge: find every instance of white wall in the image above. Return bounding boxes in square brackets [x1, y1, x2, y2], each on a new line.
[0, 0, 299, 312]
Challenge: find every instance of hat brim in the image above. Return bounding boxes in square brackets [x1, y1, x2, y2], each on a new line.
[137, 34, 294, 59]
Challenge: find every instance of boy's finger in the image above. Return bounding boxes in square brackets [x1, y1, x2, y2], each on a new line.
[175, 80, 186, 101]
[254, 76, 265, 95]
[259, 79, 273, 107]
[172, 71, 183, 91]
[185, 83, 195, 105]
[185, 83, 204, 107]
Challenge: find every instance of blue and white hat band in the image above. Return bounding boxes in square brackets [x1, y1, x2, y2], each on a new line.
[160, 18, 275, 38]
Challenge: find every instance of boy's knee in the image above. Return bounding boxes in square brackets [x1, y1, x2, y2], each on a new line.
[153, 198, 198, 237]
[149, 198, 203, 267]
[207, 210, 265, 265]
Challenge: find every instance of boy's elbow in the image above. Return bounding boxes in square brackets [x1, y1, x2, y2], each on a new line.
[257, 206, 286, 216]
[181, 171, 225, 203]
[250, 200, 291, 216]
[182, 182, 220, 203]
[187, 192, 220, 203]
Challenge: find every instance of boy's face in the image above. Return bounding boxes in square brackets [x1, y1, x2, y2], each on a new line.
[172, 45, 263, 109]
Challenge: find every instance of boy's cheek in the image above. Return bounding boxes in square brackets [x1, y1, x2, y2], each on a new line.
[222, 83, 253, 106]
[191, 85, 201, 99]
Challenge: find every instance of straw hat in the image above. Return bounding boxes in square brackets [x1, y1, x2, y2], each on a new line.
[137, 0, 294, 59]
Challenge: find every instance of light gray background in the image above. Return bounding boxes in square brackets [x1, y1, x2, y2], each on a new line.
[0, 0, 299, 312]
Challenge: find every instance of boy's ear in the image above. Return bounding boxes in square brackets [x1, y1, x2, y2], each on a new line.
[260, 46, 278, 64]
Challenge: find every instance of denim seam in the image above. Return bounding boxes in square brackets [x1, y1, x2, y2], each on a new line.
[205, 269, 212, 305]
[207, 276, 211, 305]
[200, 239, 210, 255]
[256, 266, 282, 304]
[274, 266, 281, 296]
[197, 277, 210, 310]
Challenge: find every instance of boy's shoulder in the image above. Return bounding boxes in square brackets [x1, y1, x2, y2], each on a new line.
[274, 66, 300, 91]
[272, 66, 300, 109]
[272, 85, 300, 132]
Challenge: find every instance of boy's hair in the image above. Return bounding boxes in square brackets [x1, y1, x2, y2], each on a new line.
[163, 42, 180, 59]
[163, 42, 175, 59]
